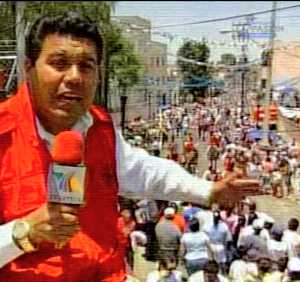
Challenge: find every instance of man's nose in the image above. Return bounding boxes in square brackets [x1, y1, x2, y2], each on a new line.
[64, 65, 82, 84]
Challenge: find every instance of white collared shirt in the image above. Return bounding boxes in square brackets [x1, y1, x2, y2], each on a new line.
[0, 112, 213, 268]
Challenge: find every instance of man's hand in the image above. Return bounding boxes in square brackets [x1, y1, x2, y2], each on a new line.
[23, 203, 80, 249]
[212, 172, 261, 206]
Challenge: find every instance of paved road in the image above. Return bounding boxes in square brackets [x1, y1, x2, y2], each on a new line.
[251, 194, 300, 228]
[132, 136, 300, 282]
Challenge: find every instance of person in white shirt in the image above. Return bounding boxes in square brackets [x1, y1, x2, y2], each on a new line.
[229, 246, 249, 282]
[288, 244, 300, 281]
[0, 11, 260, 281]
[146, 256, 183, 282]
[237, 212, 258, 247]
[204, 210, 232, 273]
[267, 225, 288, 264]
[188, 260, 229, 282]
[282, 218, 300, 259]
[180, 217, 213, 275]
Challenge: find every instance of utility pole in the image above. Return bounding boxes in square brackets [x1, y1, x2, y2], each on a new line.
[261, 1, 277, 146]
[220, 20, 250, 123]
[15, 1, 26, 84]
[233, 21, 249, 124]
[241, 70, 245, 122]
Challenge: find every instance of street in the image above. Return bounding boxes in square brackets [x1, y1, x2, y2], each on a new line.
[131, 133, 300, 281]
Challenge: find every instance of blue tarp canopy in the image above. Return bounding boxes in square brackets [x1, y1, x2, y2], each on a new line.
[180, 76, 224, 90]
[274, 84, 297, 94]
[246, 129, 277, 141]
[247, 129, 263, 141]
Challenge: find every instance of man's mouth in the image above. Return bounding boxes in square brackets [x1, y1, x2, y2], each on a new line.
[58, 93, 83, 102]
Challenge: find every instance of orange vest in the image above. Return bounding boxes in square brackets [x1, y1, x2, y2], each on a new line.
[0, 83, 126, 282]
[269, 104, 278, 122]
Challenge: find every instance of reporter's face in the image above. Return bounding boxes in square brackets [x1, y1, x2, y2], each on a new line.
[27, 33, 99, 132]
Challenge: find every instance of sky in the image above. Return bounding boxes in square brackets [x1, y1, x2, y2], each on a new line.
[114, 1, 300, 63]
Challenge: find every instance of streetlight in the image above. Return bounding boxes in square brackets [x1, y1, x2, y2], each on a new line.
[148, 90, 151, 120]
[120, 92, 128, 134]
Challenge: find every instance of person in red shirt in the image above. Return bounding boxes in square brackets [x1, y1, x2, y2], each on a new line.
[117, 208, 136, 273]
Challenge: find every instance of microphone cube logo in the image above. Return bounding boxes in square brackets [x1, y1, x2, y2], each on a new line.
[48, 164, 86, 204]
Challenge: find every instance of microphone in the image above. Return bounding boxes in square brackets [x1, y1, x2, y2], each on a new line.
[48, 130, 86, 204]
[51, 130, 84, 165]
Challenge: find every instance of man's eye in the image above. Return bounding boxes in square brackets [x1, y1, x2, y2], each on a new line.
[50, 60, 68, 69]
[80, 63, 95, 72]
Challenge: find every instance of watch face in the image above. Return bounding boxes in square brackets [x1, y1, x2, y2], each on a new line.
[13, 220, 30, 240]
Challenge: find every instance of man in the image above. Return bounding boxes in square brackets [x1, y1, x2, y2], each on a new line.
[282, 218, 300, 259]
[0, 11, 258, 282]
[204, 210, 232, 274]
[241, 218, 268, 256]
[155, 207, 182, 261]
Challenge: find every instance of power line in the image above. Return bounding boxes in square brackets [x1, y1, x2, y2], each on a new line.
[152, 4, 300, 29]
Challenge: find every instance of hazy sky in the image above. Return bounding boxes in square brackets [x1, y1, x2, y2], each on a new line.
[115, 1, 300, 62]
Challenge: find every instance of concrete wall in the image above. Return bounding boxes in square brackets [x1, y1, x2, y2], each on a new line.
[272, 40, 300, 90]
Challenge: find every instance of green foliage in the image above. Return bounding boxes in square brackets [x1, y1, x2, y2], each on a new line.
[23, 2, 111, 25]
[0, 2, 142, 92]
[0, 2, 15, 41]
[177, 40, 210, 80]
[177, 39, 211, 95]
[108, 27, 144, 91]
[220, 53, 237, 65]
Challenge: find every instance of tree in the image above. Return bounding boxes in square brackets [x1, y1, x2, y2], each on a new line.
[0, 2, 143, 105]
[220, 53, 237, 65]
[177, 39, 211, 97]
[108, 26, 144, 94]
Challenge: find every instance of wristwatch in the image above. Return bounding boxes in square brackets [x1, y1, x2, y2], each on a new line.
[12, 219, 37, 253]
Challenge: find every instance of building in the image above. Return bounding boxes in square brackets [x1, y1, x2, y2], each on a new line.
[111, 16, 169, 122]
[272, 40, 300, 90]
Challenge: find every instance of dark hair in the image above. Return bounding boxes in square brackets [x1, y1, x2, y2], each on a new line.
[248, 212, 258, 225]
[189, 217, 200, 232]
[25, 11, 103, 65]
[238, 214, 246, 225]
[288, 218, 299, 231]
[204, 260, 219, 274]
[158, 256, 177, 270]
[249, 202, 257, 212]
[237, 245, 248, 258]
[277, 256, 288, 272]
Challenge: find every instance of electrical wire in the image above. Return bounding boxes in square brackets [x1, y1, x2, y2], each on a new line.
[152, 4, 300, 29]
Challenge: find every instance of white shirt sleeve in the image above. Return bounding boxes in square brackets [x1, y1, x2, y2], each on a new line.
[115, 129, 213, 206]
[0, 220, 24, 268]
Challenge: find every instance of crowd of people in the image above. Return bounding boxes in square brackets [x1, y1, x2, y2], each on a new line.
[0, 11, 261, 282]
[125, 97, 300, 198]
[120, 96, 300, 281]
[1, 9, 299, 282]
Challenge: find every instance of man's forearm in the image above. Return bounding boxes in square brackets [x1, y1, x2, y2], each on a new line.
[115, 129, 214, 205]
[0, 220, 24, 268]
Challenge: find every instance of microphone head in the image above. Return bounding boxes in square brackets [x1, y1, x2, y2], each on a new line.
[51, 130, 84, 165]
